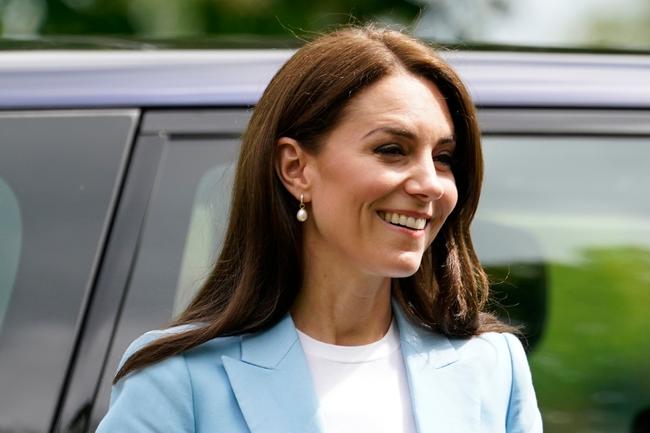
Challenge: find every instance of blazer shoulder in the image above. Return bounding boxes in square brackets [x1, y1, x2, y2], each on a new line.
[467, 332, 543, 432]
[96, 325, 201, 433]
[118, 323, 243, 366]
[118, 324, 200, 364]
[500, 333, 544, 432]
[96, 325, 243, 433]
[457, 332, 536, 391]
[450, 332, 543, 432]
[448, 331, 515, 365]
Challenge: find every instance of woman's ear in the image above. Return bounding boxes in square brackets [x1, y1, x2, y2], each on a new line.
[275, 137, 312, 200]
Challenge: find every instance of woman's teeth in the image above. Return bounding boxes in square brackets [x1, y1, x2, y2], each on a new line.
[379, 212, 427, 230]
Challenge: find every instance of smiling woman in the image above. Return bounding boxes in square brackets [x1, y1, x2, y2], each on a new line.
[96, 25, 543, 433]
[277, 73, 459, 309]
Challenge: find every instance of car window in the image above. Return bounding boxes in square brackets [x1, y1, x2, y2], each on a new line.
[474, 135, 650, 433]
[92, 135, 240, 427]
[0, 179, 21, 331]
[173, 162, 235, 315]
[0, 111, 136, 433]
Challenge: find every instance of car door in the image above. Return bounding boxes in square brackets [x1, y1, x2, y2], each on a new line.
[50, 109, 250, 433]
[0, 110, 138, 433]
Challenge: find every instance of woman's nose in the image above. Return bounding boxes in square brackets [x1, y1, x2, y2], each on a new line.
[404, 158, 445, 201]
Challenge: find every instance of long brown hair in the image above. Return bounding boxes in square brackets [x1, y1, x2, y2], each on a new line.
[114, 24, 512, 383]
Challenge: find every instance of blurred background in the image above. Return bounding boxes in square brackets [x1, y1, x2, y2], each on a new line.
[1, 2, 649, 433]
[1, 0, 649, 50]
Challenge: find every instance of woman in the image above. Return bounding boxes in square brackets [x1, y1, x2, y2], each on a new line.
[97, 25, 542, 432]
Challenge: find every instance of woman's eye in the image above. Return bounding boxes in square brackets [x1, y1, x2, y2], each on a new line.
[434, 153, 454, 167]
[375, 143, 405, 156]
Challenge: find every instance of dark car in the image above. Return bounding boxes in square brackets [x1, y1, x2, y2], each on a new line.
[1, 42, 649, 433]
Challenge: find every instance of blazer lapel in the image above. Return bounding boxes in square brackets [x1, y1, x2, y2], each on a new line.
[394, 305, 481, 433]
[222, 314, 323, 433]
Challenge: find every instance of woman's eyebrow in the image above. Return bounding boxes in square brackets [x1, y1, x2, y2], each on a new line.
[362, 126, 416, 140]
[363, 126, 456, 148]
[438, 135, 456, 149]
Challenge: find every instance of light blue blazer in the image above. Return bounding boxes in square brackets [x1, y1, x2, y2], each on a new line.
[96, 305, 543, 432]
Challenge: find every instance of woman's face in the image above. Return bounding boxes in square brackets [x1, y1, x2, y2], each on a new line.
[303, 72, 459, 279]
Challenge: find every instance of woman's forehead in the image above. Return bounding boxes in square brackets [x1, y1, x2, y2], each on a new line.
[336, 73, 454, 138]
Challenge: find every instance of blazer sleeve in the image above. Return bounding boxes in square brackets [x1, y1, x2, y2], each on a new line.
[95, 332, 195, 433]
[503, 333, 543, 433]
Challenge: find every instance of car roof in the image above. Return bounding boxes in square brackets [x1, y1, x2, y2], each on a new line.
[1, 49, 649, 109]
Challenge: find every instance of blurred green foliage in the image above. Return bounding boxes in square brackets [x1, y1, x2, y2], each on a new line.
[0, 0, 420, 37]
[490, 247, 650, 432]
[586, 1, 650, 50]
[1, 0, 649, 50]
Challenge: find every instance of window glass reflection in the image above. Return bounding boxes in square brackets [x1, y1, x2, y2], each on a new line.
[0, 179, 21, 331]
[174, 162, 236, 315]
[474, 136, 650, 433]
[0, 112, 134, 433]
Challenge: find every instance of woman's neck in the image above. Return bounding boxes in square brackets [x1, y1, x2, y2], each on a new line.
[291, 269, 393, 346]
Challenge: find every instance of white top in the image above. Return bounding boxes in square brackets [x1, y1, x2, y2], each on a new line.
[297, 320, 418, 433]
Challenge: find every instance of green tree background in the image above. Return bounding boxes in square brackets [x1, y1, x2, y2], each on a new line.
[0, 0, 420, 37]
[2, 0, 649, 49]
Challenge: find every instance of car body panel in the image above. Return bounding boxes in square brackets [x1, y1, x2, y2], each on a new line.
[1, 50, 650, 109]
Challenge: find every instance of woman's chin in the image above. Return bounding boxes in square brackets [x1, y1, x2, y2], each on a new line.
[379, 254, 424, 278]
[389, 267, 421, 279]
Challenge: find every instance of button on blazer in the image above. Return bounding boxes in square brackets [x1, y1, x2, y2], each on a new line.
[96, 304, 543, 433]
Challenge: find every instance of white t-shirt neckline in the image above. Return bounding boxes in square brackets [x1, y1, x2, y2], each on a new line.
[296, 319, 400, 363]
[296, 319, 418, 433]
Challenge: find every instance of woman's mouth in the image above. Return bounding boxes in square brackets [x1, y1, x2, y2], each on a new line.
[377, 211, 428, 231]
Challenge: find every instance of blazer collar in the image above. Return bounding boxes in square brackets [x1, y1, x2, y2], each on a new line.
[222, 314, 322, 433]
[393, 302, 480, 432]
[222, 304, 478, 433]
[239, 313, 299, 369]
[392, 300, 459, 368]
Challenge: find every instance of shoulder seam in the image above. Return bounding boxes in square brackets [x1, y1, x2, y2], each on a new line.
[503, 333, 516, 425]
[182, 352, 197, 433]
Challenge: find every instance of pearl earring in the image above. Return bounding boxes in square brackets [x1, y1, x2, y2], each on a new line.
[296, 194, 308, 222]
